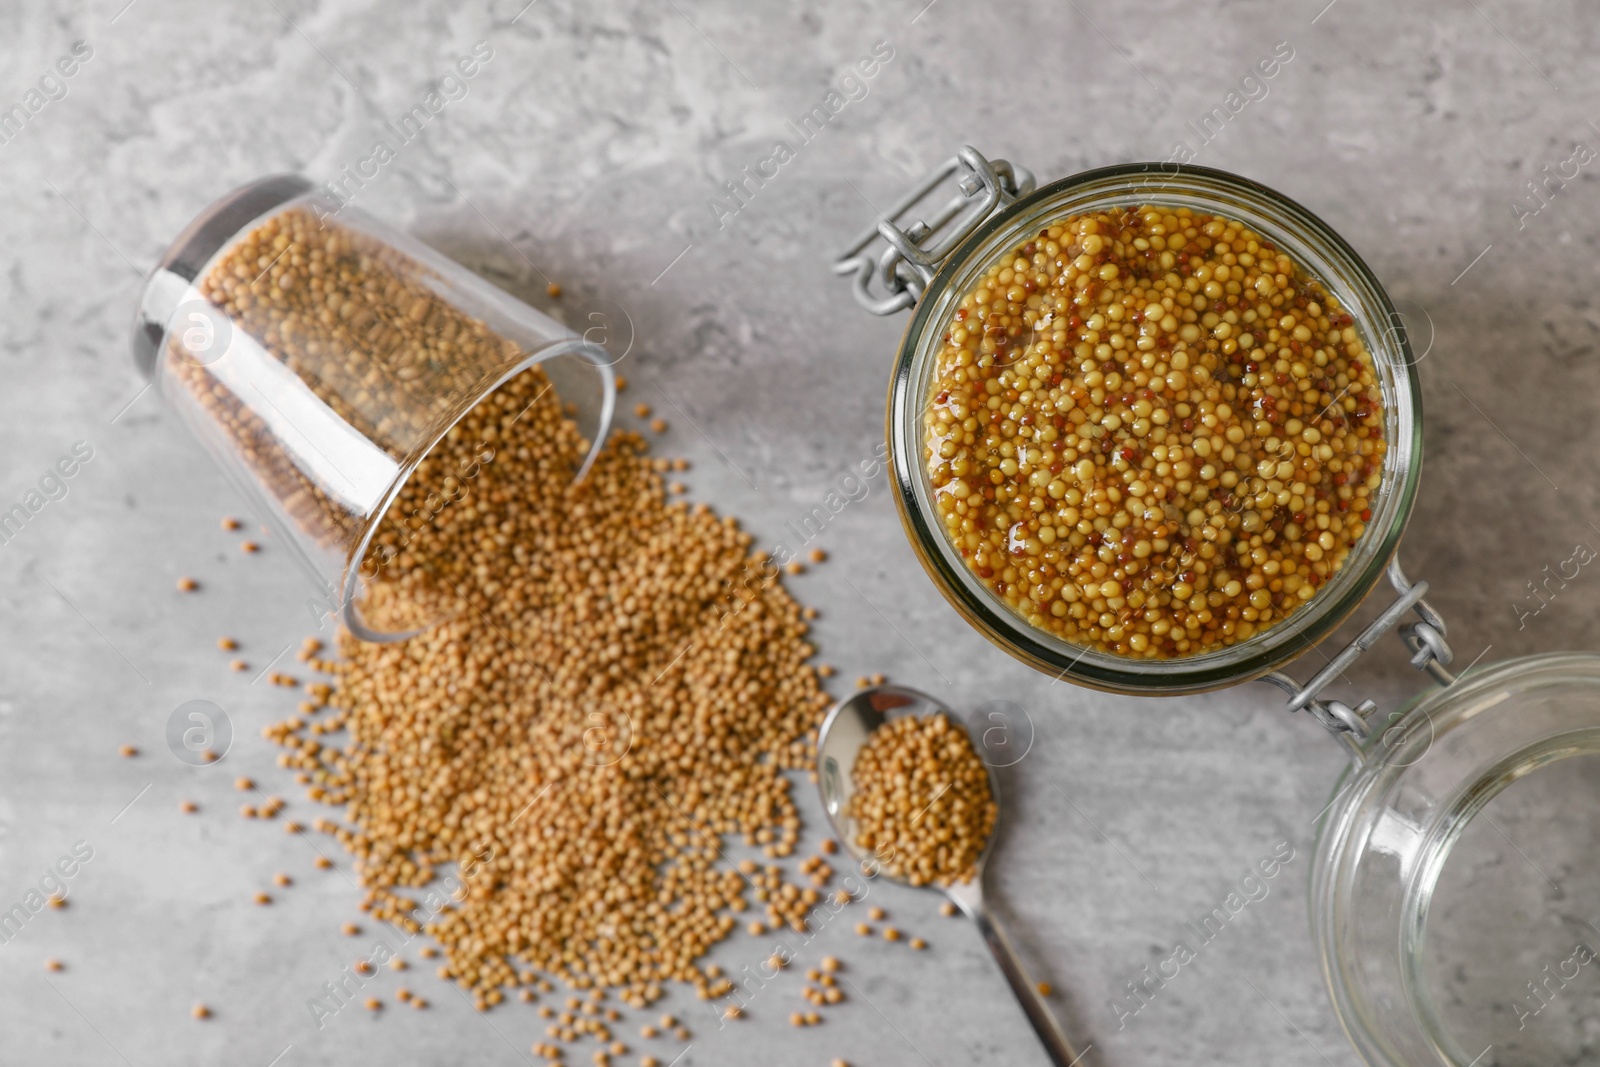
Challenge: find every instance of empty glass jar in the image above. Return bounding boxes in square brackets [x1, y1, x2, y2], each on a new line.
[1315, 652, 1600, 1067]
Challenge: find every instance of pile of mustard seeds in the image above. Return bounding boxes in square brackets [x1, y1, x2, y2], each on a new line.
[267, 368, 834, 1012]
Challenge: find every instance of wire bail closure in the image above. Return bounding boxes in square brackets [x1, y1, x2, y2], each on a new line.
[1263, 557, 1454, 750]
[833, 146, 1035, 316]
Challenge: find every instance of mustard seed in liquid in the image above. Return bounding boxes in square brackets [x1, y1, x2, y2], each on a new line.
[924, 206, 1385, 659]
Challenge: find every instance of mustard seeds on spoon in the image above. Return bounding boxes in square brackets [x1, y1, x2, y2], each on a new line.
[846, 712, 996, 886]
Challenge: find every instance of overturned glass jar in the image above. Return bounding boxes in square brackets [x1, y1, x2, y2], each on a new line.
[133, 175, 615, 641]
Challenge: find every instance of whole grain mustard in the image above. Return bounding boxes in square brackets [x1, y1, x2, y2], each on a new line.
[925, 206, 1385, 658]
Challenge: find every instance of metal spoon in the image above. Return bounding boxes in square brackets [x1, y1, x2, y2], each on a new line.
[815, 684, 1081, 1066]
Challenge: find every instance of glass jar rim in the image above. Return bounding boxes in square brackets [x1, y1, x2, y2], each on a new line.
[338, 338, 614, 642]
[887, 161, 1425, 695]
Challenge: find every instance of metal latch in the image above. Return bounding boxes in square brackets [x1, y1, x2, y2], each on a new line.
[1262, 557, 1454, 746]
[833, 146, 1034, 316]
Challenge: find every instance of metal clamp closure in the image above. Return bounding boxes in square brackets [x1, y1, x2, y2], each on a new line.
[833, 146, 1035, 316]
[1263, 557, 1454, 743]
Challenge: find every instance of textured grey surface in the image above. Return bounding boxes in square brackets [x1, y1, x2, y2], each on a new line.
[1, 0, 1598, 1065]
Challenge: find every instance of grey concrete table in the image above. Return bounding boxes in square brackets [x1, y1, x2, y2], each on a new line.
[2, 0, 1596, 1064]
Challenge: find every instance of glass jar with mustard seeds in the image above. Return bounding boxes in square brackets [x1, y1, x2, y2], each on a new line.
[924, 205, 1386, 663]
[837, 151, 1420, 696]
[132, 174, 616, 641]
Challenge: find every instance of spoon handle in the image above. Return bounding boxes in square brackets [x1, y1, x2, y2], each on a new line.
[968, 897, 1081, 1066]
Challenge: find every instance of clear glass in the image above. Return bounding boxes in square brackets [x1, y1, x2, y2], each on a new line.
[133, 175, 615, 641]
[888, 163, 1424, 695]
[1312, 652, 1600, 1067]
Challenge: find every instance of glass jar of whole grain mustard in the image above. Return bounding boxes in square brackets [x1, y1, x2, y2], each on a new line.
[133, 174, 615, 641]
[838, 150, 1422, 697]
[835, 148, 1600, 1067]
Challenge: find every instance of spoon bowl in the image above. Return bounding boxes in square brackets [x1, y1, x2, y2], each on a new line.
[816, 684, 1000, 891]
[815, 684, 1080, 1066]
